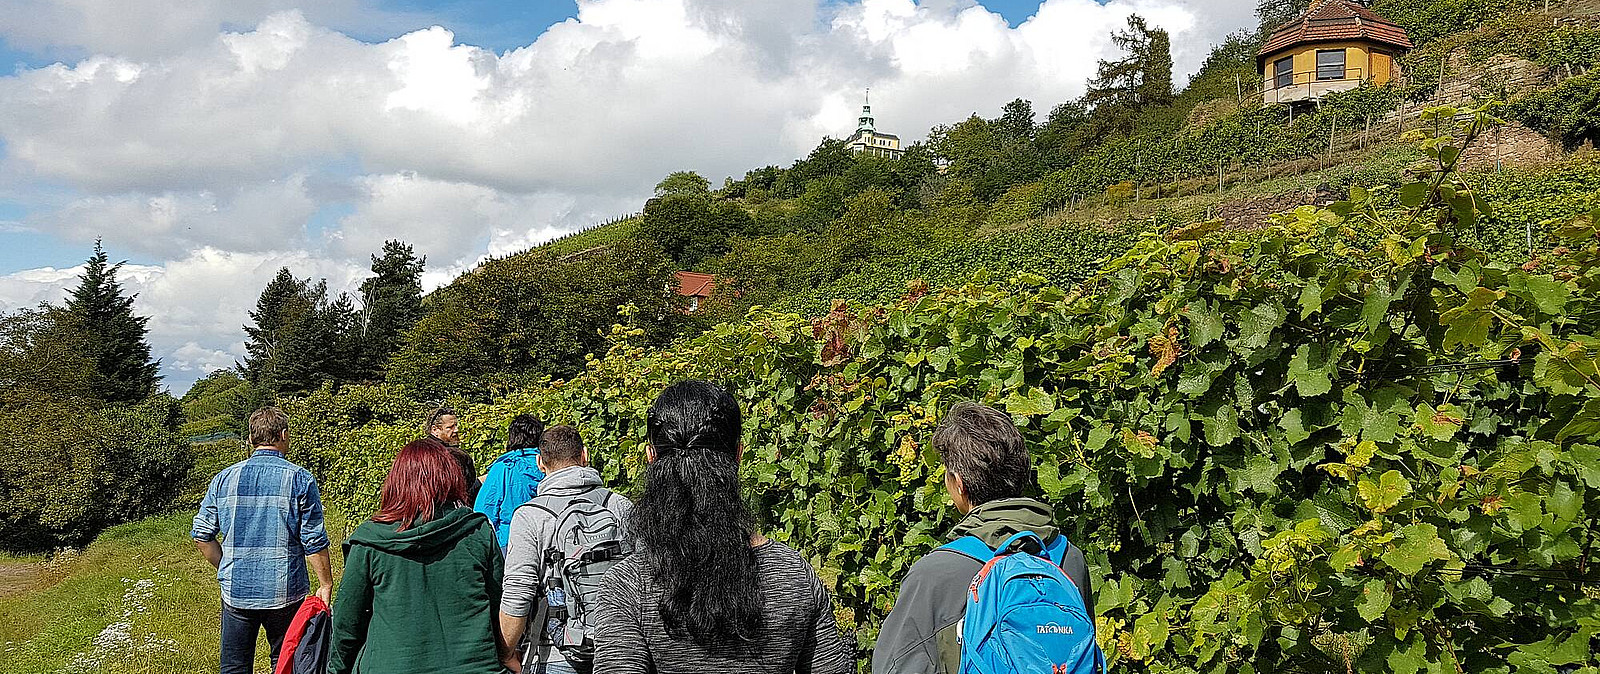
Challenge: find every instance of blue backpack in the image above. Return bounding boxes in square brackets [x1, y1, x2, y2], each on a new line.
[939, 531, 1105, 674]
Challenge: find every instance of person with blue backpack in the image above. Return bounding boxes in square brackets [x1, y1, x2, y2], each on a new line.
[873, 402, 1104, 674]
[475, 414, 548, 551]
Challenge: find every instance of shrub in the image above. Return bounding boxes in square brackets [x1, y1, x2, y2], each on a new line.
[0, 396, 192, 552]
[1511, 74, 1600, 150]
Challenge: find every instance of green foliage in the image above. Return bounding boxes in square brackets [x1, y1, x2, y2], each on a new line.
[930, 105, 1046, 203]
[1178, 31, 1261, 111]
[179, 439, 248, 508]
[280, 382, 433, 517]
[1371, 0, 1536, 46]
[384, 239, 681, 399]
[536, 216, 642, 258]
[1085, 15, 1175, 115]
[655, 170, 711, 198]
[0, 292, 190, 552]
[179, 369, 266, 439]
[1511, 74, 1600, 150]
[356, 240, 426, 381]
[1470, 153, 1600, 260]
[243, 268, 359, 396]
[0, 305, 98, 403]
[297, 106, 1600, 671]
[1256, 0, 1310, 35]
[638, 193, 757, 267]
[0, 395, 191, 552]
[65, 241, 160, 403]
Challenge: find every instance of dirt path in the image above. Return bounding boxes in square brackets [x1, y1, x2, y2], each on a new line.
[0, 562, 42, 599]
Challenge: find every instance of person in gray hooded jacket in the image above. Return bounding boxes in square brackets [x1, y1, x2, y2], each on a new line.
[497, 425, 633, 673]
[872, 402, 1095, 674]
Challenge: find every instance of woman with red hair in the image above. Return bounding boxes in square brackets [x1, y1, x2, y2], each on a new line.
[329, 439, 515, 674]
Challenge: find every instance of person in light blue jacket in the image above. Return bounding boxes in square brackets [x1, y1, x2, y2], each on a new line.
[474, 413, 546, 550]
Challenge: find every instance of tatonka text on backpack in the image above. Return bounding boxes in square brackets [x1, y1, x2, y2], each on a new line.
[520, 487, 630, 674]
[939, 531, 1105, 674]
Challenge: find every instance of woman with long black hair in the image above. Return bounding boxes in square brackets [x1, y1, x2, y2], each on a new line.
[595, 380, 850, 673]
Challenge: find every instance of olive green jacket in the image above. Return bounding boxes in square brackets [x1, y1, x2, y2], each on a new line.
[871, 498, 1094, 674]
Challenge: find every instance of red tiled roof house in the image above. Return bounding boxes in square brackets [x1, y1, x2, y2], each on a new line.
[673, 271, 715, 313]
[1258, 0, 1413, 105]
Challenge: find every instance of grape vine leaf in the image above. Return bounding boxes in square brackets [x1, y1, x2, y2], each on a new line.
[1283, 409, 1311, 445]
[1288, 343, 1335, 397]
[1386, 635, 1427, 674]
[1509, 271, 1571, 316]
[1184, 300, 1225, 347]
[1202, 402, 1239, 448]
[1415, 403, 1464, 441]
[1556, 399, 1600, 443]
[1547, 480, 1581, 525]
[1002, 386, 1055, 416]
[1358, 470, 1411, 513]
[1382, 523, 1453, 575]
[1085, 424, 1115, 452]
[1356, 579, 1392, 622]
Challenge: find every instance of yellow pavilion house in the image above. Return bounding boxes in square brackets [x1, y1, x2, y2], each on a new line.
[1258, 0, 1413, 106]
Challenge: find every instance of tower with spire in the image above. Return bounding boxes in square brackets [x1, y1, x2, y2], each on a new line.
[858, 89, 876, 133]
[847, 89, 902, 159]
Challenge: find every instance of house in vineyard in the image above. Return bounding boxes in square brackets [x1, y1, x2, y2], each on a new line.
[846, 91, 903, 160]
[1258, 0, 1412, 106]
[673, 271, 715, 313]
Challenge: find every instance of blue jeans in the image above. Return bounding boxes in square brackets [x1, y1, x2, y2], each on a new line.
[220, 600, 300, 674]
[538, 658, 580, 674]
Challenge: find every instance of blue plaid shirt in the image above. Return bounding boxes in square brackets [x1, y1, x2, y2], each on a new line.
[191, 449, 330, 610]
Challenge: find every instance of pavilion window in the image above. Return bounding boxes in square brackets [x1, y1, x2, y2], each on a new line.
[1274, 56, 1294, 89]
[1317, 49, 1347, 81]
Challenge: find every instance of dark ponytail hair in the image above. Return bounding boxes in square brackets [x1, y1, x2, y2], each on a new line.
[631, 380, 761, 645]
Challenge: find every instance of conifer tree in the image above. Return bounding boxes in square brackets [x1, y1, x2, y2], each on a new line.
[1084, 15, 1174, 111]
[1143, 28, 1174, 106]
[355, 241, 425, 379]
[243, 268, 351, 395]
[65, 240, 159, 403]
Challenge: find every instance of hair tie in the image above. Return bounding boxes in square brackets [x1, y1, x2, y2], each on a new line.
[660, 444, 718, 458]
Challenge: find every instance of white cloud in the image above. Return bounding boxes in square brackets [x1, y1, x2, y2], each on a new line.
[0, 1, 1251, 197]
[35, 175, 317, 257]
[0, 0, 1261, 392]
[0, 248, 364, 392]
[0, 0, 420, 59]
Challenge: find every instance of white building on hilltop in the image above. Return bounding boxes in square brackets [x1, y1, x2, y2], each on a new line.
[846, 92, 902, 160]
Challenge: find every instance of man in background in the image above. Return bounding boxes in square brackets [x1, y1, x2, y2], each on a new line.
[872, 402, 1096, 674]
[193, 406, 334, 674]
[429, 405, 482, 502]
[476, 413, 549, 551]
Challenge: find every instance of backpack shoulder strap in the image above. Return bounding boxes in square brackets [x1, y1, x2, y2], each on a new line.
[515, 500, 558, 520]
[938, 535, 996, 563]
[1043, 534, 1070, 567]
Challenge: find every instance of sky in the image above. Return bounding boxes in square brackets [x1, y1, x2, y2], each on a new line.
[0, 0, 1258, 393]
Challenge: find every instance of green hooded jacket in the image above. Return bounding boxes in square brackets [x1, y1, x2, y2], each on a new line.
[328, 505, 504, 674]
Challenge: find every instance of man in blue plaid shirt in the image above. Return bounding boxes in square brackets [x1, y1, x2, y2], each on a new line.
[192, 406, 334, 674]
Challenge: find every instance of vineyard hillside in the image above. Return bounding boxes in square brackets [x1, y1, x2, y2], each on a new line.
[278, 2, 1600, 672]
[287, 105, 1600, 672]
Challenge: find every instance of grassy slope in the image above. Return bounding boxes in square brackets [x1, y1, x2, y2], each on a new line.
[0, 514, 248, 674]
[0, 483, 349, 673]
[537, 216, 641, 258]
